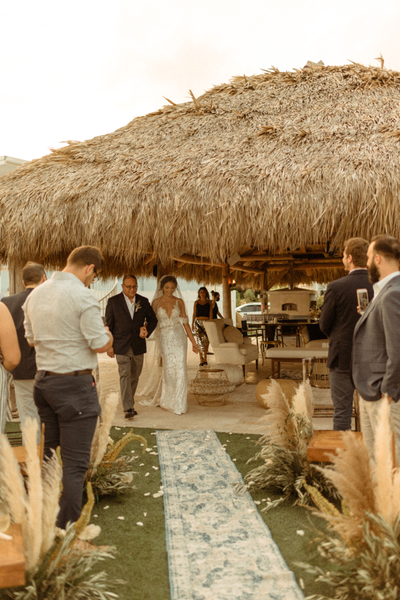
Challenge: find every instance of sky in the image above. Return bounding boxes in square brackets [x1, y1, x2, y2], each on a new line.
[1, 0, 400, 161]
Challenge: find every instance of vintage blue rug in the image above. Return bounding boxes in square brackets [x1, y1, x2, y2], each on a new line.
[156, 429, 304, 600]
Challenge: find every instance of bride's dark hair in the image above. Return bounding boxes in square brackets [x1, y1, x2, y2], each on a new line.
[160, 275, 178, 289]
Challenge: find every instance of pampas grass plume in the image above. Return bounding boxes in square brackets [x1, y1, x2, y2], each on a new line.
[0, 434, 27, 524]
[292, 381, 314, 421]
[373, 399, 398, 526]
[92, 392, 119, 468]
[23, 419, 43, 572]
[259, 379, 293, 448]
[41, 451, 62, 556]
[319, 431, 376, 540]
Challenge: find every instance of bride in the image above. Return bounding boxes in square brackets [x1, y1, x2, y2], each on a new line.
[141, 275, 199, 414]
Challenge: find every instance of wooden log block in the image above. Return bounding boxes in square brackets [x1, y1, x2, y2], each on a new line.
[307, 430, 363, 462]
[0, 524, 25, 588]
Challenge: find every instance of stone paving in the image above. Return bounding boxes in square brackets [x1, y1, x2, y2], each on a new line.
[99, 344, 334, 433]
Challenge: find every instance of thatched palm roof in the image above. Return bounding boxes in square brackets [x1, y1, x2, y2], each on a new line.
[1, 61, 400, 284]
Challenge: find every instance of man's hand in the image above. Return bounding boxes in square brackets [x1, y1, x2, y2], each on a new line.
[107, 348, 115, 358]
[139, 326, 148, 339]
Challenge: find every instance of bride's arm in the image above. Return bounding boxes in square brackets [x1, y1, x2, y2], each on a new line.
[179, 299, 199, 353]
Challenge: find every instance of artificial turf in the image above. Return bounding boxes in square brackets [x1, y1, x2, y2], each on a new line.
[93, 426, 333, 600]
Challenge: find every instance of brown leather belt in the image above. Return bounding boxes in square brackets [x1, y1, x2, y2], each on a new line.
[41, 369, 93, 377]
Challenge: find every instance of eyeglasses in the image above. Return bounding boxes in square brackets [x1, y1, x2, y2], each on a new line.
[92, 267, 100, 283]
[123, 284, 138, 290]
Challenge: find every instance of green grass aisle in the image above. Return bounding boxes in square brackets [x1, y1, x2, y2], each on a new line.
[94, 427, 332, 600]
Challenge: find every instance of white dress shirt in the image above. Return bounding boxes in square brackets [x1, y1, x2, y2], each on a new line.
[372, 271, 400, 300]
[124, 293, 136, 319]
[23, 272, 110, 373]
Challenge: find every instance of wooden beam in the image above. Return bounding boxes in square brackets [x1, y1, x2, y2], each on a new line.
[173, 255, 225, 268]
[267, 269, 290, 290]
[143, 254, 155, 265]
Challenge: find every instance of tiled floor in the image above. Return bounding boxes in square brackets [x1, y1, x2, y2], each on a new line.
[99, 345, 334, 433]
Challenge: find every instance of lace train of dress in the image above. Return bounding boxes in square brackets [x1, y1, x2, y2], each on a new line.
[140, 303, 188, 414]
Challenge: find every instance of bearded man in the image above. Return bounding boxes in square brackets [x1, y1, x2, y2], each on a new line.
[352, 234, 400, 460]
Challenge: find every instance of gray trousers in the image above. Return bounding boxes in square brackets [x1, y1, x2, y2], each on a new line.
[116, 349, 144, 411]
[14, 379, 41, 444]
[329, 369, 355, 431]
[359, 395, 400, 463]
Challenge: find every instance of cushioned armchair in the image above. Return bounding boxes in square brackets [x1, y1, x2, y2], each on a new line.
[203, 319, 259, 376]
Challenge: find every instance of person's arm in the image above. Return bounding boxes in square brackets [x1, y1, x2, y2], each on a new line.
[0, 303, 21, 371]
[104, 299, 116, 356]
[80, 304, 113, 354]
[380, 291, 400, 401]
[217, 309, 224, 319]
[179, 299, 199, 353]
[209, 301, 214, 320]
[143, 299, 158, 338]
[192, 301, 197, 329]
[318, 285, 336, 337]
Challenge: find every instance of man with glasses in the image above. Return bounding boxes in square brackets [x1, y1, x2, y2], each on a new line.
[23, 246, 113, 528]
[105, 275, 157, 419]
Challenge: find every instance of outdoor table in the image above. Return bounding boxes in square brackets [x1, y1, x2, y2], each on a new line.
[265, 347, 328, 378]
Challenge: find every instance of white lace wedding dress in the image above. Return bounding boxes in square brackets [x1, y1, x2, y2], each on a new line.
[141, 301, 188, 415]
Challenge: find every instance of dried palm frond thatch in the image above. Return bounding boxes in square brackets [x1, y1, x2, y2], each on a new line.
[2, 62, 400, 284]
[239, 379, 339, 510]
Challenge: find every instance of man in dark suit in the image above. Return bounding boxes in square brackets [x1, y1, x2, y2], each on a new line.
[352, 234, 400, 460]
[319, 238, 373, 430]
[105, 275, 157, 419]
[2, 262, 46, 441]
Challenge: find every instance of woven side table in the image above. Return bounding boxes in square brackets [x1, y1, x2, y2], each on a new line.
[190, 368, 230, 407]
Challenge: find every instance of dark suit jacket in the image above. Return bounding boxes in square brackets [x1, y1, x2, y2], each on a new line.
[105, 292, 157, 355]
[319, 269, 373, 371]
[352, 275, 400, 402]
[2, 288, 36, 379]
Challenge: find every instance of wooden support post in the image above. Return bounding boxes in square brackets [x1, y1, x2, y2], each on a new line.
[8, 260, 25, 295]
[289, 262, 294, 290]
[263, 271, 269, 314]
[222, 264, 232, 320]
[156, 263, 170, 284]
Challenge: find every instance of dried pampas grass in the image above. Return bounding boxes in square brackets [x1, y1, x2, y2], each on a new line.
[23, 419, 43, 571]
[91, 392, 119, 469]
[258, 379, 294, 449]
[292, 380, 313, 422]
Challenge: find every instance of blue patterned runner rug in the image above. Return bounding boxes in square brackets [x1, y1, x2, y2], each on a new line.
[156, 429, 304, 600]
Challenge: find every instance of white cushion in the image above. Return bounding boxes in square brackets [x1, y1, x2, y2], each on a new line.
[224, 326, 244, 345]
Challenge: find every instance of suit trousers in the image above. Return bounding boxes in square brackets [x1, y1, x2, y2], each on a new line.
[14, 379, 41, 444]
[329, 369, 355, 431]
[116, 348, 144, 411]
[359, 395, 400, 463]
[34, 372, 99, 528]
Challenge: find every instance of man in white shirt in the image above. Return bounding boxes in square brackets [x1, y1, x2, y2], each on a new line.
[352, 234, 400, 460]
[105, 275, 157, 419]
[23, 246, 113, 528]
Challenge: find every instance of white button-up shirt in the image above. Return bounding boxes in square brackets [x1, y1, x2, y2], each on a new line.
[23, 272, 110, 373]
[124, 293, 135, 319]
[372, 271, 400, 300]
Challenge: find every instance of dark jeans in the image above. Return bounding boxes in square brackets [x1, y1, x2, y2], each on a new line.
[329, 368, 354, 431]
[34, 372, 100, 528]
